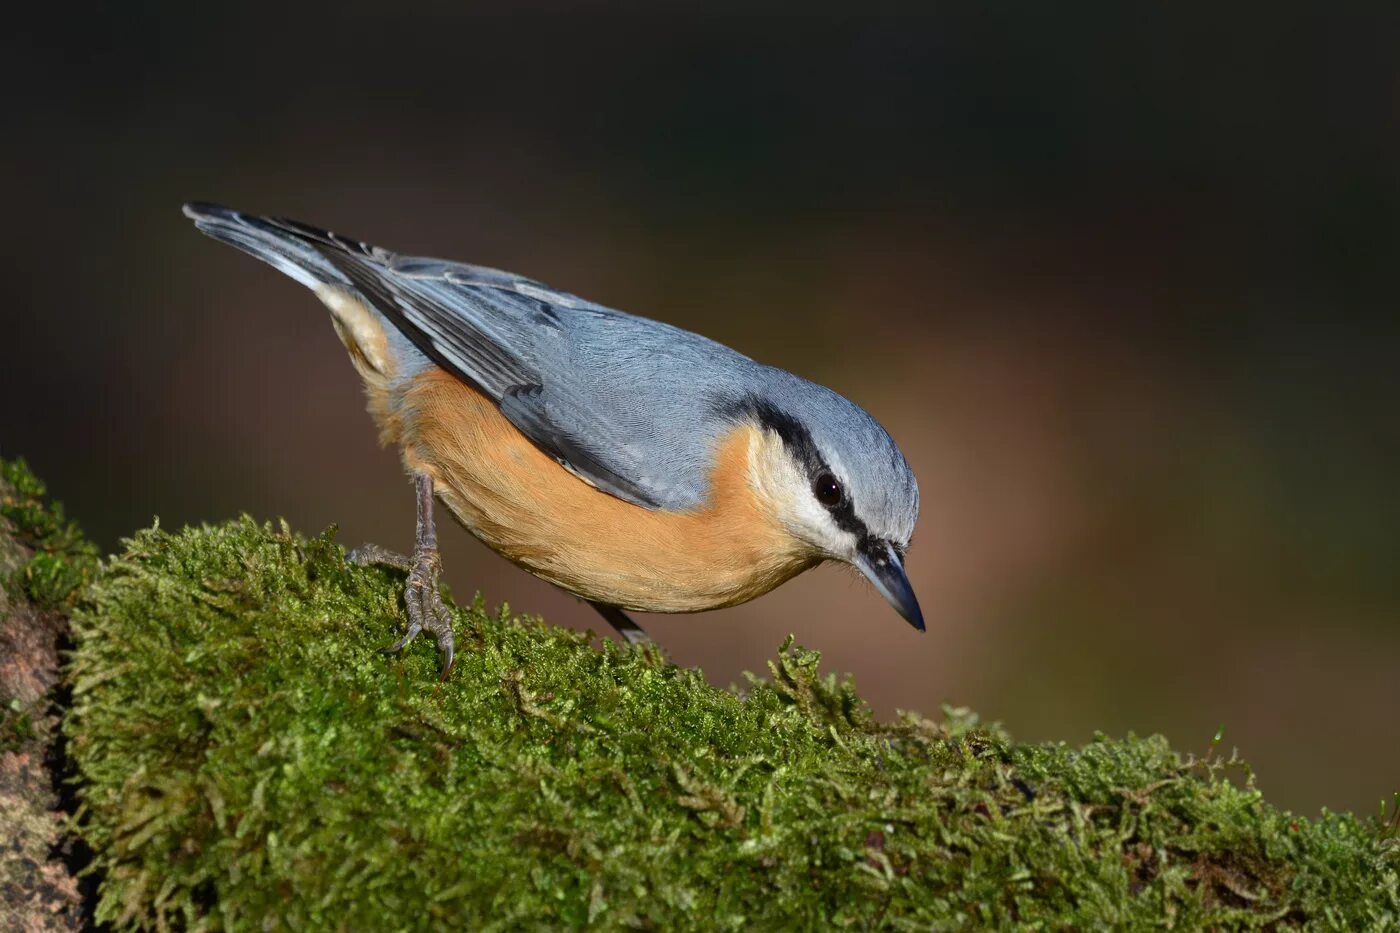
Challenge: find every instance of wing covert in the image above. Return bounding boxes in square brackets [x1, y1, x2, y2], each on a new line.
[273, 224, 680, 508]
[188, 204, 729, 511]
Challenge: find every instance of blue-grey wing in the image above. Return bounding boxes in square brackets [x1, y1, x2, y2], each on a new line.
[281, 226, 747, 510]
[319, 250, 548, 397]
[499, 311, 764, 510]
[185, 204, 751, 510]
[381, 259, 759, 511]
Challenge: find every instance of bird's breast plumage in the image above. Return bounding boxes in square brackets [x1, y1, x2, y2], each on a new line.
[375, 365, 818, 612]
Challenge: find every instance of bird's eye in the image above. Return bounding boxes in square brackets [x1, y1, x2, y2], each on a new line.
[812, 473, 843, 508]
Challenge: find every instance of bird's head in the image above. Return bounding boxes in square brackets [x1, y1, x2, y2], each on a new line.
[726, 378, 923, 630]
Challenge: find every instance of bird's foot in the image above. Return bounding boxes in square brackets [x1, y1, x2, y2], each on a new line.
[350, 543, 456, 679]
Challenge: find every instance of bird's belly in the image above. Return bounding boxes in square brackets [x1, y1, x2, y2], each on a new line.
[371, 366, 815, 612]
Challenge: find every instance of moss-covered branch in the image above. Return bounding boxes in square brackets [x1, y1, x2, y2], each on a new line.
[56, 511, 1398, 929]
[3, 456, 1395, 928]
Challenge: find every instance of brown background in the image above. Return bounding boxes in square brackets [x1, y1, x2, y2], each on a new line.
[3, 3, 1397, 815]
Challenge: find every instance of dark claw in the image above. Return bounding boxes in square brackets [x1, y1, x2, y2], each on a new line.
[381, 631, 417, 656]
[437, 636, 455, 680]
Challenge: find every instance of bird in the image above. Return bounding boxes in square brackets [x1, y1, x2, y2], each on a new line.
[183, 202, 922, 677]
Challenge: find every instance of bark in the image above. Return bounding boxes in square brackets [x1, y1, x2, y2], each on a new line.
[0, 477, 81, 932]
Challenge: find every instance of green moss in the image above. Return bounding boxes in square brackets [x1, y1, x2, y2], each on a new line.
[66, 518, 1398, 930]
[0, 457, 99, 609]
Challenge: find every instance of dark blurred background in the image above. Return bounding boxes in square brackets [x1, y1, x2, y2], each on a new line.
[4, 4, 1397, 815]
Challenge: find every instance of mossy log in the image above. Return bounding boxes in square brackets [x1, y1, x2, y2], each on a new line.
[3, 458, 1398, 929]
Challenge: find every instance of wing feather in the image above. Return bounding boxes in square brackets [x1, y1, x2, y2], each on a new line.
[258, 213, 670, 508]
[184, 203, 729, 511]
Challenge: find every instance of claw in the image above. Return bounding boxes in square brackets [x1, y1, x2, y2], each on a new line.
[381, 630, 418, 656]
[430, 598, 456, 678]
[437, 637, 456, 681]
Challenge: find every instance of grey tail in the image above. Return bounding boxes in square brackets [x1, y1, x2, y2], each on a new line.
[181, 201, 385, 293]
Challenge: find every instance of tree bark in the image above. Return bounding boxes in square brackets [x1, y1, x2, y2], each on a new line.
[0, 478, 81, 932]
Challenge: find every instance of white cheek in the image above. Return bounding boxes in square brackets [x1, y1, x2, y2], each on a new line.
[745, 435, 801, 519]
[746, 433, 856, 557]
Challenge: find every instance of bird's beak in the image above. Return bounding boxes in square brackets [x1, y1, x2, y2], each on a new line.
[855, 541, 925, 632]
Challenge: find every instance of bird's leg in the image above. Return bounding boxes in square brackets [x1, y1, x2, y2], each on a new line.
[348, 473, 456, 678]
[588, 601, 654, 647]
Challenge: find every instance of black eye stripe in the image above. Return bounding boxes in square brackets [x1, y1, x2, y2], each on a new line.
[858, 534, 894, 564]
[822, 487, 867, 538]
[715, 394, 873, 540]
[717, 397, 823, 474]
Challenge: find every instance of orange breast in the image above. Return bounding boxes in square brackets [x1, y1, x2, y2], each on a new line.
[371, 367, 816, 612]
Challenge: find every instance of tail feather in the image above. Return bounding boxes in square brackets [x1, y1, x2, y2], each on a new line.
[182, 201, 362, 291]
[182, 201, 540, 400]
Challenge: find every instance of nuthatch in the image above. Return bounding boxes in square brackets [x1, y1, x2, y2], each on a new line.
[184, 203, 922, 675]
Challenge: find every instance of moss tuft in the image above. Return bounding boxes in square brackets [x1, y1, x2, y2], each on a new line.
[0, 457, 99, 609]
[67, 518, 1399, 929]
